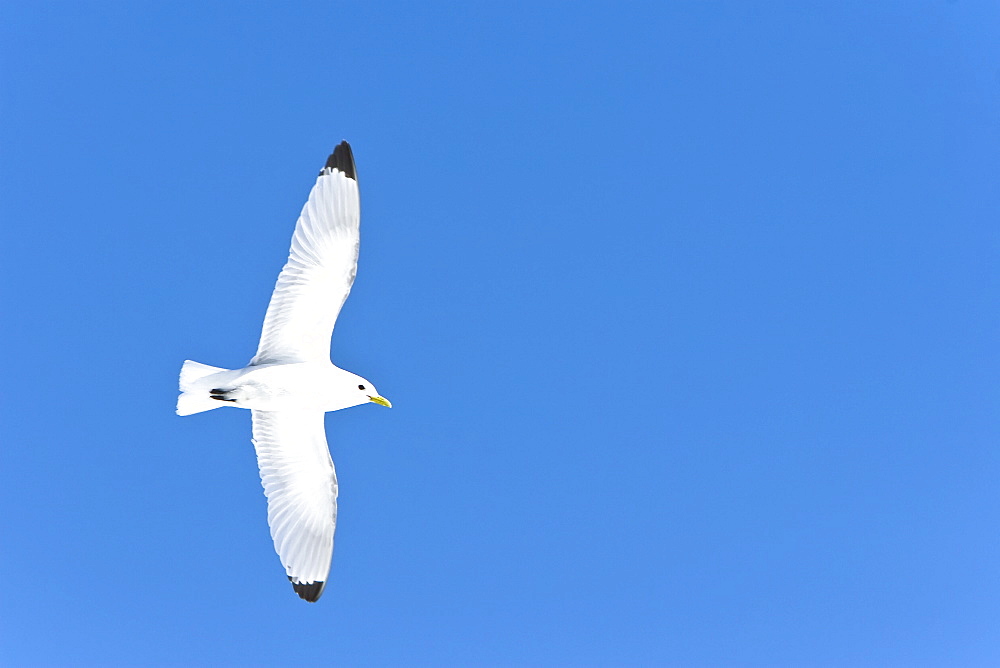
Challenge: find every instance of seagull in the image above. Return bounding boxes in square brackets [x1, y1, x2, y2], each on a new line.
[176, 141, 390, 602]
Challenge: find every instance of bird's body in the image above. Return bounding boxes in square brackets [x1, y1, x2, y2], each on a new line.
[179, 360, 377, 413]
[177, 141, 389, 602]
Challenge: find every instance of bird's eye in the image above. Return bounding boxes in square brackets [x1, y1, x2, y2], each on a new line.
[358, 384, 366, 390]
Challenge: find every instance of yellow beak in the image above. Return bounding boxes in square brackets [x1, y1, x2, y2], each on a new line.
[368, 395, 392, 408]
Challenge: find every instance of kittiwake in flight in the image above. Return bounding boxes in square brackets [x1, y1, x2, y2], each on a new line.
[176, 141, 390, 602]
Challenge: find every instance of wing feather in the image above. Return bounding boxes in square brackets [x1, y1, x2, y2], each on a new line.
[251, 142, 360, 365]
[251, 409, 338, 602]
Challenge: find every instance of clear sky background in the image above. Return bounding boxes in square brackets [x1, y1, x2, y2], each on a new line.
[2, 2, 998, 666]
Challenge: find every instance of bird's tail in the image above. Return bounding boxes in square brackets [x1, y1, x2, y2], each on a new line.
[177, 360, 230, 416]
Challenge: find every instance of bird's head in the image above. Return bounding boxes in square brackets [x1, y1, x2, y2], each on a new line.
[347, 374, 391, 409]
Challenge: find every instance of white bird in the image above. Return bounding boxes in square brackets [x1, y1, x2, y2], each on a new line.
[177, 142, 390, 602]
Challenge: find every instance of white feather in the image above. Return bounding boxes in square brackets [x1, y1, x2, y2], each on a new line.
[176, 360, 230, 415]
[251, 410, 337, 589]
[251, 169, 360, 365]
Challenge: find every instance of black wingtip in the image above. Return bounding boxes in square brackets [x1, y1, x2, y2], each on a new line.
[289, 578, 326, 602]
[319, 141, 356, 181]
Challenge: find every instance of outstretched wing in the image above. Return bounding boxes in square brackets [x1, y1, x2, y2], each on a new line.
[251, 410, 338, 602]
[251, 142, 360, 365]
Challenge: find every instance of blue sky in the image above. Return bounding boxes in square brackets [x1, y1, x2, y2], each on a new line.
[2, 1, 999, 665]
